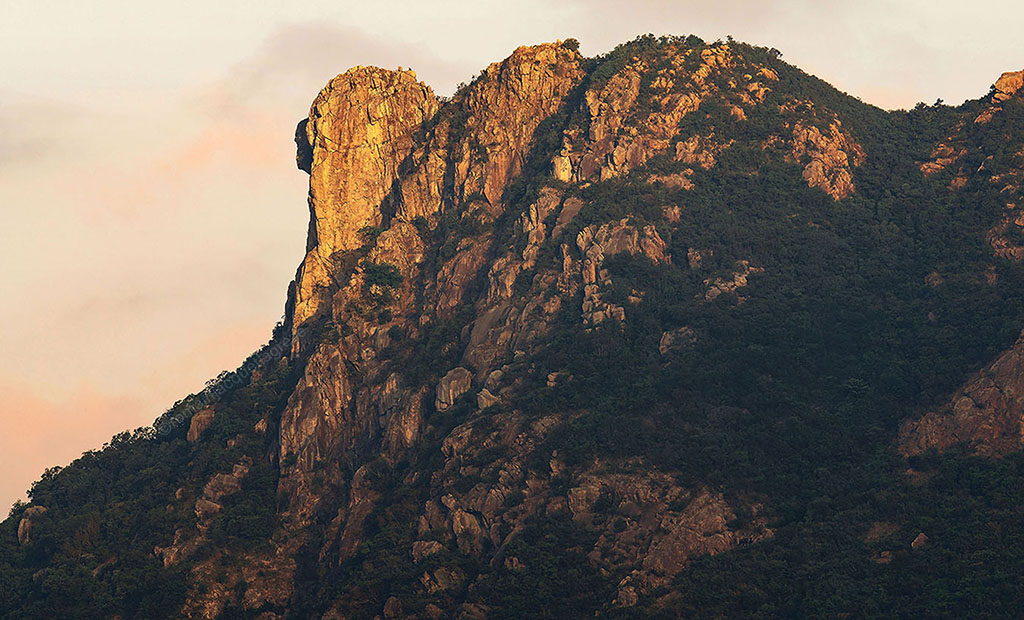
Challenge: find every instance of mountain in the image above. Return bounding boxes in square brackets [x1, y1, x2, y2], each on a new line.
[4, 35, 1024, 618]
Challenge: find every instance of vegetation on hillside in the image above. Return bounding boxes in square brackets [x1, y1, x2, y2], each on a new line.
[3, 35, 1024, 618]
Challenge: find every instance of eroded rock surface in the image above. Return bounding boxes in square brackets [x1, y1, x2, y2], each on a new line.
[291, 68, 439, 332]
[187, 407, 215, 442]
[787, 113, 865, 200]
[900, 330, 1024, 456]
[436, 367, 473, 411]
[994, 70, 1024, 103]
[17, 506, 47, 545]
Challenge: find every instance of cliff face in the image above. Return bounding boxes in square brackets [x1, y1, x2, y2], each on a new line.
[279, 42, 585, 515]
[290, 67, 438, 331]
[195, 39, 819, 616]
[9, 37, 1024, 619]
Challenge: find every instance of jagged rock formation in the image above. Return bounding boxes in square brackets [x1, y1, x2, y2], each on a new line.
[290, 68, 439, 331]
[9, 37, 1024, 620]
[788, 113, 865, 199]
[702, 259, 763, 303]
[993, 70, 1024, 103]
[900, 330, 1024, 456]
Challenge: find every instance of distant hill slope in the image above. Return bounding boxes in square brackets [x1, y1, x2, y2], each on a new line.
[4, 36, 1024, 618]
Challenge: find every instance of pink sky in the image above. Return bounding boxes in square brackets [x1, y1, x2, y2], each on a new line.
[2, 0, 1022, 511]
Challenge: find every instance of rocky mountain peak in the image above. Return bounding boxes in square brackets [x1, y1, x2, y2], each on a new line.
[994, 69, 1024, 102]
[289, 66, 438, 332]
[287, 43, 585, 341]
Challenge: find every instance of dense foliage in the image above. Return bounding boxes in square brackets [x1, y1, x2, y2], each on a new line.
[0, 339, 302, 618]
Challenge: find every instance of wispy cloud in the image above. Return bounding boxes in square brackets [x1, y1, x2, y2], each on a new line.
[200, 21, 469, 113]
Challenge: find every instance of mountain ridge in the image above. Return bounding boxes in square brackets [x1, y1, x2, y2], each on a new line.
[5, 35, 1024, 618]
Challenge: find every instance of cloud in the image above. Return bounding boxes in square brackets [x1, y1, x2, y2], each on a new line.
[0, 21, 468, 514]
[0, 93, 92, 165]
[200, 21, 472, 116]
[156, 115, 281, 175]
[31, 22, 471, 225]
[134, 320, 272, 410]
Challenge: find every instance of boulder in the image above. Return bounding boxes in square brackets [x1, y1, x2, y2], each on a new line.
[187, 408, 215, 442]
[383, 596, 403, 619]
[659, 327, 696, 355]
[994, 70, 1024, 103]
[194, 498, 222, 521]
[17, 506, 47, 545]
[436, 367, 473, 411]
[900, 329, 1024, 456]
[477, 388, 500, 409]
[451, 509, 485, 554]
[420, 567, 462, 593]
[911, 532, 929, 550]
[411, 540, 445, 562]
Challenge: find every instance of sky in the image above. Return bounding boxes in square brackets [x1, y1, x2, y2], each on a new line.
[1, 0, 1023, 511]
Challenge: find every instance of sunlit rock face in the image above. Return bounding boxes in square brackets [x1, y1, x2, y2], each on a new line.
[993, 70, 1024, 103]
[289, 67, 438, 333]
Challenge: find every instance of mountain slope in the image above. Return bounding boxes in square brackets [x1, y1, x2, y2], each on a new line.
[4, 36, 1024, 619]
